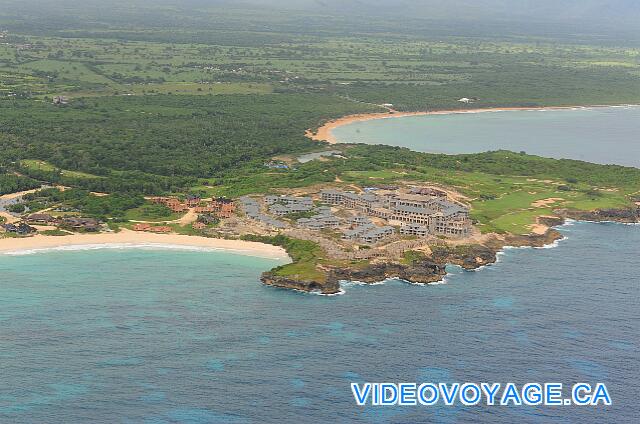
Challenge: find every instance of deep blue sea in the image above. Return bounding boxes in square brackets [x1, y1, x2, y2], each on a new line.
[1, 221, 638, 423]
[332, 106, 640, 168]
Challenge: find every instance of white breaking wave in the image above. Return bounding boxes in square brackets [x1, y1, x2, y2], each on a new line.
[339, 276, 450, 292]
[2, 243, 288, 260]
[579, 219, 639, 226]
[424, 279, 448, 286]
[340, 280, 386, 287]
[499, 237, 568, 253]
[534, 236, 567, 249]
[310, 288, 346, 297]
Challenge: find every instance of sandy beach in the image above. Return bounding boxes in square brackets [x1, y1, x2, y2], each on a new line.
[0, 229, 289, 260]
[305, 104, 635, 144]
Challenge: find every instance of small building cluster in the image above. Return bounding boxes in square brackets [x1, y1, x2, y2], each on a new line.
[27, 213, 101, 232]
[1, 213, 102, 234]
[52, 96, 69, 105]
[296, 207, 341, 230]
[150, 196, 236, 218]
[192, 222, 207, 230]
[150, 195, 200, 212]
[240, 196, 286, 229]
[132, 223, 172, 233]
[60, 217, 101, 232]
[457, 97, 479, 104]
[26, 213, 59, 225]
[264, 161, 290, 170]
[265, 195, 313, 216]
[2, 222, 36, 236]
[341, 215, 395, 244]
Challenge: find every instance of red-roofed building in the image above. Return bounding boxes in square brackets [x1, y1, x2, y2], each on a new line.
[149, 226, 172, 233]
[133, 223, 152, 231]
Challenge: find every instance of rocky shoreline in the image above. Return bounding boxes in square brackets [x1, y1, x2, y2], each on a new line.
[261, 259, 447, 296]
[555, 207, 640, 224]
[260, 225, 565, 295]
[260, 207, 639, 295]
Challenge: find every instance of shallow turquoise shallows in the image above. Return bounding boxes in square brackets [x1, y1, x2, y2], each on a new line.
[1, 221, 638, 423]
[332, 106, 640, 168]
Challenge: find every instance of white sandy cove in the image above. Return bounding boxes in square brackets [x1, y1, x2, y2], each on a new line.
[0, 229, 289, 260]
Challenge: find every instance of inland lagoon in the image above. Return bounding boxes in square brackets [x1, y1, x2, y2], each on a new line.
[331, 106, 640, 168]
[1, 221, 638, 423]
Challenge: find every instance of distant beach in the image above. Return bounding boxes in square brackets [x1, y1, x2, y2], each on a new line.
[306, 104, 638, 144]
[0, 229, 289, 260]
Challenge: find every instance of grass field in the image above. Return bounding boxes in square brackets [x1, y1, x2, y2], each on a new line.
[341, 168, 632, 234]
[1, 7, 638, 239]
[123, 204, 182, 222]
[1, 33, 639, 109]
[20, 160, 101, 179]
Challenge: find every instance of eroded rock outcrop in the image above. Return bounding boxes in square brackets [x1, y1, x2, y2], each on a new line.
[430, 244, 497, 270]
[261, 260, 447, 294]
[261, 272, 341, 295]
[330, 260, 447, 285]
[556, 207, 640, 223]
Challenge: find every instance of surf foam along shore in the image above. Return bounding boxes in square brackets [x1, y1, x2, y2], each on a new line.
[0, 230, 290, 260]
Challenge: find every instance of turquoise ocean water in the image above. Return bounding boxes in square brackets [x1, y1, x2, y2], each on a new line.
[1, 222, 639, 423]
[2, 106, 640, 422]
[332, 106, 640, 168]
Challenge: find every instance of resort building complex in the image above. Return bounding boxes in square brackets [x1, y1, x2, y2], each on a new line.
[321, 187, 471, 237]
[238, 185, 472, 247]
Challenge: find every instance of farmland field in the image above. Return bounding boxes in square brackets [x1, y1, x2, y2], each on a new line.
[0, 1, 639, 232]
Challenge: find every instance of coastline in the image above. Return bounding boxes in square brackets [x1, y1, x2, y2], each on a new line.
[0, 229, 290, 260]
[261, 210, 639, 295]
[306, 104, 639, 144]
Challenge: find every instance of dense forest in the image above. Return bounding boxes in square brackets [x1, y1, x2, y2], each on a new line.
[0, 94, 375, 193]
[18, 188, 145, 218]
[0, 0, 638, 199]
[0, 173, 40, 195]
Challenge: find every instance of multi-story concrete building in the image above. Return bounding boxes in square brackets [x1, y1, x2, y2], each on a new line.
[240, 197, 286, 229]
[341, 223, 394, 244]
[399, 223, 430, 237]
[321, 190, 380, 212]
[360, 226, 395, 244]
[322, 188, 472, 238]
[298, 215, 341, 230]
[266, 195, 314, 216]
[265, 195, 313, 208]
[269, 203, 313, 216]
[297, 208, 341, 230]
[342, 223, 376, 241]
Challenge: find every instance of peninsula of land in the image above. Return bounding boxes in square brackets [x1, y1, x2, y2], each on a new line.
[3, 99, 640, 295]
[2, 184, 638, 295]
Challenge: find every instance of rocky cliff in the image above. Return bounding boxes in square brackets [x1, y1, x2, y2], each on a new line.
[556, 207, 640, 223]
[260, 208, 637, 295]
[261, 260, 446, 294]
[260, 273, 342, 295]
[330, 260, 447, 285]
